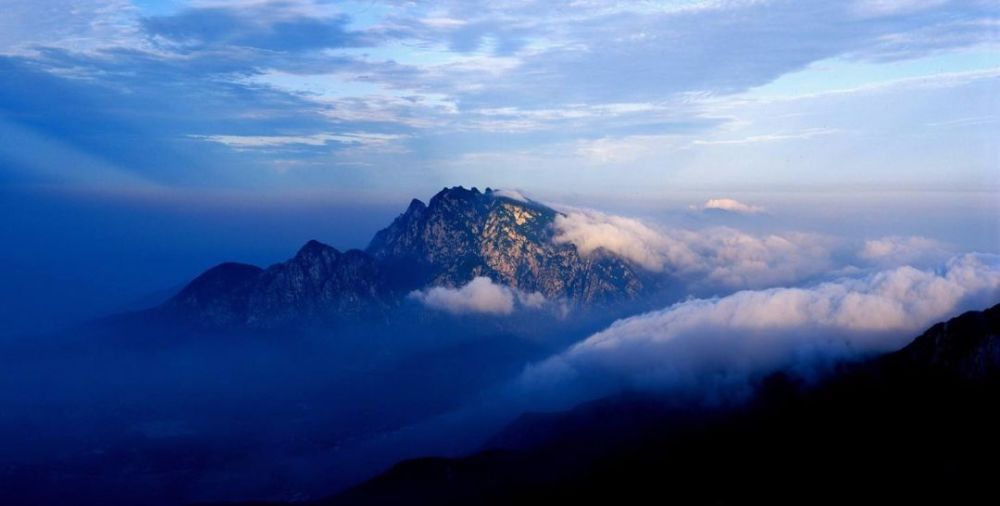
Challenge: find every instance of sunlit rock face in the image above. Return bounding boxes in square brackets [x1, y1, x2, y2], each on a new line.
[164, 186, 648, 328]
[367, 186, 645, 304]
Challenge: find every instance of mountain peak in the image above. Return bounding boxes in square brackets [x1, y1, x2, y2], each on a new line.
[407, 198, 427, 213]
[428, 186, 485, 207]
[294, 239, 340, 260]
[367, 186, 645, 304]
[173, 262, 263, 303]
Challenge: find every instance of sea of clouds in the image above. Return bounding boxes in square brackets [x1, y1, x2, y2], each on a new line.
[521, 252, 999, 402]
[405, 194, 998, 409]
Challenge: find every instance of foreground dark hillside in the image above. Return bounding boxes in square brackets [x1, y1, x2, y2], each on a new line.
[277, 303, 1000, 506]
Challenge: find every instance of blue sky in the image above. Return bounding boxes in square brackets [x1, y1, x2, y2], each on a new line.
[1, 0, 997, 198]
[1, 0, 998, 334]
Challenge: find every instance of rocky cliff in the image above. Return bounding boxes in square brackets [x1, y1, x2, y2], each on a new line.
[367, 186, 644, 304]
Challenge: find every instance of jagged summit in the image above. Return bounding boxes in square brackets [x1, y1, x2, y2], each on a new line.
[163, 186, 648, 328]
[367, 186, 643, 303]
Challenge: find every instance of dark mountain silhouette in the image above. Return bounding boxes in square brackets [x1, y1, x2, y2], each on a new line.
[883, 302, 1000, 379]
[160, 187, 649, 328]
[163, 241, 391, 328]
[261, 303, 1000, 506]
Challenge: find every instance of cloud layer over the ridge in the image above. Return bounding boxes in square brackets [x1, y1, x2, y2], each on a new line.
[409, 276, 546, 315]
[522, 253, 1000, 402]
[552, 208, 835, 289]
[551, 210, 687, 272]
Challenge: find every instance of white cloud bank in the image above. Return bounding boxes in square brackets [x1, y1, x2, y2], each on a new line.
[552, 208, 834, 289]
[409, 276, 547, 315]
[697, 198, 765, 214]
[552, 210, 686, 272]
[523, 253, 1000, 402]
[860, 235, 952, 267]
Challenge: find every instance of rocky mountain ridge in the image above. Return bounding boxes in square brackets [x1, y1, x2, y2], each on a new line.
[163, 240, 391, 328]
[367, 186, 644, 302]
[160, 186, 648, 328]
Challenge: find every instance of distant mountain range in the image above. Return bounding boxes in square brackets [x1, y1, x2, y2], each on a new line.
[162, 187, 648, 328]
[249, 303, 1000, 506]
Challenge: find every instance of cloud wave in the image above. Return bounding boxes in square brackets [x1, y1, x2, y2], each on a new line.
[523, 253, 1000, 402]
[552, 208, 835, 289]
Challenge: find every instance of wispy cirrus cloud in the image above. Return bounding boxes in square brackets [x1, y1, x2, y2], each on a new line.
[142, 3, 374, 52]
[0, 0, 996, 193]
[691, 128, 841, 146]
[191, 132, 407, 149]
[0, 0, 141, 54]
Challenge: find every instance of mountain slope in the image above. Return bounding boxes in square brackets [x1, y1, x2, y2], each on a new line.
[298, 303, 1000, 505]
[883, 302, 1000, 378]
[163, 241, 392, 328]
[161, 186, 649, 328]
